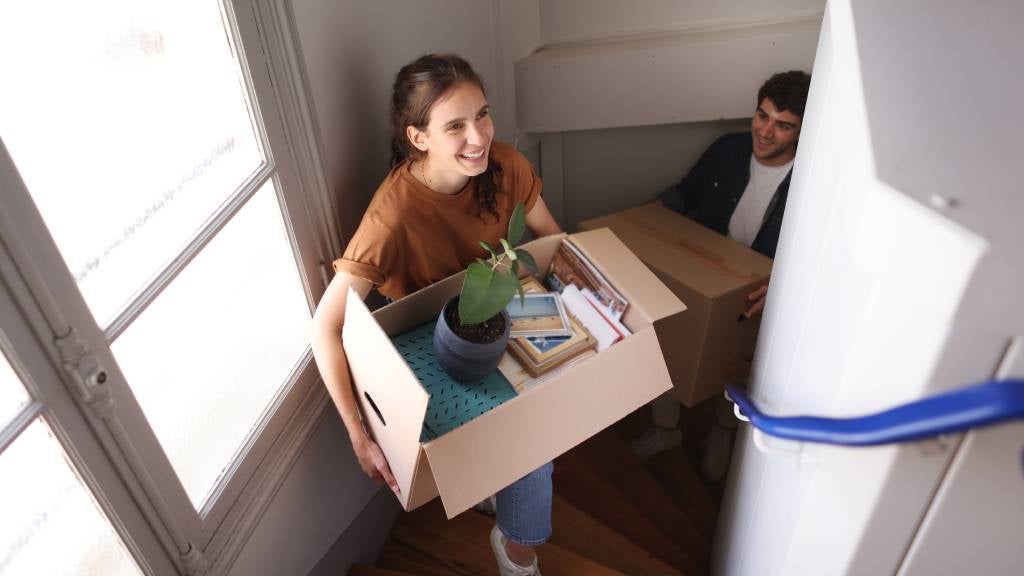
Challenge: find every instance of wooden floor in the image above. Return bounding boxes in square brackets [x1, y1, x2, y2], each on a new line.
[347, 405, 722, 576]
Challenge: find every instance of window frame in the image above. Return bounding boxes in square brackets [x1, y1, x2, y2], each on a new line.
[0, 0, 338, 573]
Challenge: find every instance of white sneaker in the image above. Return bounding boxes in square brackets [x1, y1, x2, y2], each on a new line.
[629, 426, 682, 461]
[490, 525, 542, 576]
[473, 494, 497, 516]
[700, 425, 733, 482]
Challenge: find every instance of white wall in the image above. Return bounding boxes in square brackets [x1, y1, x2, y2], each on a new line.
[540, 0, 825, 44]
[289, 0, 539, 244]
[497, 0, 543, 143]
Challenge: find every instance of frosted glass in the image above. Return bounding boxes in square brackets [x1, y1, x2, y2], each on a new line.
[111, 184, 310, 508]
[0, 419, 143, 576]
[0, 0, 263, 328]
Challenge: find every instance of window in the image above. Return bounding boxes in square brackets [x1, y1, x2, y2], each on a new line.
[0, 0, 333, 572]
[0, 416, 143, 576]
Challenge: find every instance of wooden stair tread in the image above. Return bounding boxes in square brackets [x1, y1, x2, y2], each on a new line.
[535, 542, 626, 576]
[571, 429, 710, 566]
[647, 446, 718, 541]
[381, 500, 624, 576]
[379, 501, 496, 576]
[554, 451, 703, 575]
[347, 564, 419, 576]
[549, 494, 682, 576]
[377, 537, 486, 576]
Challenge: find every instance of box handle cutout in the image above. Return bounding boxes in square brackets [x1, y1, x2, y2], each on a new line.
[364, 391, 386, 427]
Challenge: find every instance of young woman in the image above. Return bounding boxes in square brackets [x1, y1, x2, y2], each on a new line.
[311, 54, 560, 576]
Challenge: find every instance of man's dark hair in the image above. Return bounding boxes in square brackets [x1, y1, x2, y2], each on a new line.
[757, 71, 811, 118]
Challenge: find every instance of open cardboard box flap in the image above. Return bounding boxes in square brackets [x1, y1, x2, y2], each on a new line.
[581, 203, 772, 297]
[344, 229, 685, 518]
[342, 288, 430, 510]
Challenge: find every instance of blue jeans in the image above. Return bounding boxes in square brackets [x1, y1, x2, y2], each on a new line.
[495, 461, 554, 546]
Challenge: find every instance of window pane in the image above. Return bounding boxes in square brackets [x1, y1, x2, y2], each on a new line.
[0, 349, 29, 428]
[0, 419, 143, 576]
[111, 184, 310, 508]
[0, 0, 263, 328]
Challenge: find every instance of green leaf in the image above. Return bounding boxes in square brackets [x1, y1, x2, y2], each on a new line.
[507, 202, 526, 246]
[515, 248, 539, 275]
[459, 262, 520, 325]
[479, 240, 497, 261]
[459, 262, 493, 323]
[500, 238, 517, 259]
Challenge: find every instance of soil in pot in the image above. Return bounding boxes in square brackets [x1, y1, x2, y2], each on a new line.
[444, 303, 507, 343]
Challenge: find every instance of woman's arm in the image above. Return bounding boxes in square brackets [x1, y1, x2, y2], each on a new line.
[525, 197, 562, 237]
[311, 271, 399, 493]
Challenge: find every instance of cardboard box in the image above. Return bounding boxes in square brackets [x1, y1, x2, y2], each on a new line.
[343, 229, 685, 518]
[578, 202, 773, 406]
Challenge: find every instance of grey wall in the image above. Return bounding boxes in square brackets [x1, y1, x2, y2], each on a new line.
[518, 0, 823, 231]
[560, 118, 751, 230]
[227, 411, 394, 576]
[290, 0, 540, 246]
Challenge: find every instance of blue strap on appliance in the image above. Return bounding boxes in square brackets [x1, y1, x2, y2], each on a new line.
[726, 379, 1024, 447]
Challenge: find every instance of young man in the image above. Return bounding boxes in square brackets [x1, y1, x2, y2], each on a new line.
[632, 71, 812, 472]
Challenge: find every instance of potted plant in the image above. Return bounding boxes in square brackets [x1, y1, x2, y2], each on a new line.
[433, 203, 539, 381]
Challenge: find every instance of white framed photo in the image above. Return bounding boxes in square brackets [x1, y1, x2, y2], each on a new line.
[505, 293, 572, 338]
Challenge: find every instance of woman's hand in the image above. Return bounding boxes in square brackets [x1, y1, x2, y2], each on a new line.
[352, 432, 400, 494]
[744, 284, 769, 318]
[311, 272, 400, 494]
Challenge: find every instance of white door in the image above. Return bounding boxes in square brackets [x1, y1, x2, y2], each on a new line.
[714, 1, 1024, 574]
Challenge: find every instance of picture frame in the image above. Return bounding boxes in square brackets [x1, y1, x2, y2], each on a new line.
[505, 292, 572, 338]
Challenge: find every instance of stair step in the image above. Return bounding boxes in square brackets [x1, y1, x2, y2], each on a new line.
[377, 537, 484, 576]
[381, 500, 625, 575]
[379, 503, 495, 576]
[647, 446, 719, 541]
[549, 494, 682, 575]
[572, 428, 711, 565]
[347, 564, 418, 576]
[554, 451, 704, 575]
[535, 542, 626, 576]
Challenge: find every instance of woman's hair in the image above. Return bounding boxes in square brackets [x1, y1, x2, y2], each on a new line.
[390, 54, 501, 220]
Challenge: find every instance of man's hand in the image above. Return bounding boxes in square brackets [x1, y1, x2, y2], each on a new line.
[744, 284, 769, 319]
[352, 433, 400, 495]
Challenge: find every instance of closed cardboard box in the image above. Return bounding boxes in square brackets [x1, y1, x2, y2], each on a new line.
[578, 203, 772, 406]
[343, 228, 684, 518]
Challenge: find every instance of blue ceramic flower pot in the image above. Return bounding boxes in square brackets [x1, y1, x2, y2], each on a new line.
[432, 296, 510, 382]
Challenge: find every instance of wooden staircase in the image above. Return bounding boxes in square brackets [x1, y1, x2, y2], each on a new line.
[347, 413, 720, 576]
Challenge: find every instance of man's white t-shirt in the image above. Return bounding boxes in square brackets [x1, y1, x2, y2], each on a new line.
[728, 156, 793, 247]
